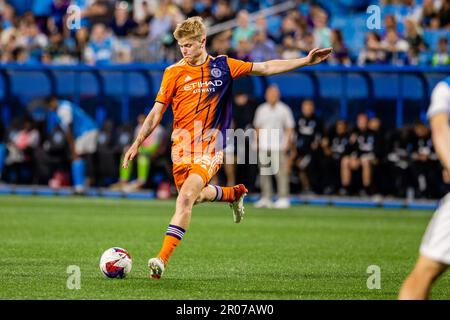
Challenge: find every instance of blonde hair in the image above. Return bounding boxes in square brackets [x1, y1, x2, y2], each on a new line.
[173, 16, 206, 41]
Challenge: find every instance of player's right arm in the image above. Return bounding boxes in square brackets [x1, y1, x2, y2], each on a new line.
[123, 65, 177, 169]
[428, 81, 450, 172]
[430, 113, 450, 172]
[122, 101, 166, 168]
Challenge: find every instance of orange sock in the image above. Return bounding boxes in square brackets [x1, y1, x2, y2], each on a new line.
[220, 186, 235, 202]
[157, 224, 186, 265]
[210, 184, 247, 202]
[209, 185, 233, 202]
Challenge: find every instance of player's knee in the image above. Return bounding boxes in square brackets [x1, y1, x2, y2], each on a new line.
[175, 197, 193, 218]
[176, 191, 196, 209]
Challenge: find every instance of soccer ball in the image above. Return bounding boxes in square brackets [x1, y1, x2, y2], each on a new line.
[99, 247, 132, 279]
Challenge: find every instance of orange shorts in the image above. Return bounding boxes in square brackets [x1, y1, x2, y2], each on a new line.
[172, 151, 224, 191]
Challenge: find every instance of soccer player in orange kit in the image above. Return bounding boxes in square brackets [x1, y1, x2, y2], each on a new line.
[122, 16, 332, 279]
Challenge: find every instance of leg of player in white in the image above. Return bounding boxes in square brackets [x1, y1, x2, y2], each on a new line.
[399, 79, 450, 299]
[399, 197, 449, 299]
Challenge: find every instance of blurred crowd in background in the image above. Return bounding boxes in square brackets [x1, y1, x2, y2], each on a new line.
[0, 87, 448, 203]
[0, 0, 449, 66]
[0, 0, 449, 204]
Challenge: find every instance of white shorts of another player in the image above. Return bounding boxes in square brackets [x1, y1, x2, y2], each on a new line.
[420, 192, 450, 265]
[75, 130, 98, 155]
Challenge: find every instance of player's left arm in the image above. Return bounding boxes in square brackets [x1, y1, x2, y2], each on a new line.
[250, 47, 333, 76]
[430, 112, 450, 172]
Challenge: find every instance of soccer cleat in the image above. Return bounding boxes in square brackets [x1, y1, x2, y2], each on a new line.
[148, 257, 165, 279]
[229, 184, 248, 223]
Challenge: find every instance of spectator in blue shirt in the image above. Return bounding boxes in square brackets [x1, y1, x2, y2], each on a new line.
[250, 29, 278, 62]
[45, 96, 98, 193]
[1, 2, 16, 30]
[84, 23, 113, 65]
[232, 10, 255, 48]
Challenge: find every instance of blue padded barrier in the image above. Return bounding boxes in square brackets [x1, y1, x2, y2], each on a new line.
[0, 64, 449, 128]
[8, 70, 52, 104]
[266, 72, 315, 98]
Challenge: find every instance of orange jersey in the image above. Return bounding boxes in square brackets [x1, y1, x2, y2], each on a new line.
[156, 55, 253, 162]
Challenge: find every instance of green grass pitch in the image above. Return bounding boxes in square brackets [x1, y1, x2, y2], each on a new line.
[1, 195, 449, 300]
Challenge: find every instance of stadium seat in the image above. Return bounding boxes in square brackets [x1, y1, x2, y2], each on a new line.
[297, 2, 310, 16]
[7, 0, 32, 15]
[266, 15, 282, 39]
[317, 0, 360, 15]
[423, 30, 450, 51]
[330, 13, 367, 57]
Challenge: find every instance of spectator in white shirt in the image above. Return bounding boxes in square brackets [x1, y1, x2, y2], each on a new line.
[381, 29, 410, 65]
[253, 85, 295, 209]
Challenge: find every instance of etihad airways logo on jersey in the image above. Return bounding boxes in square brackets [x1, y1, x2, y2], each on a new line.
[170, 121, 281, 175]
[184, 80, 223, 93]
